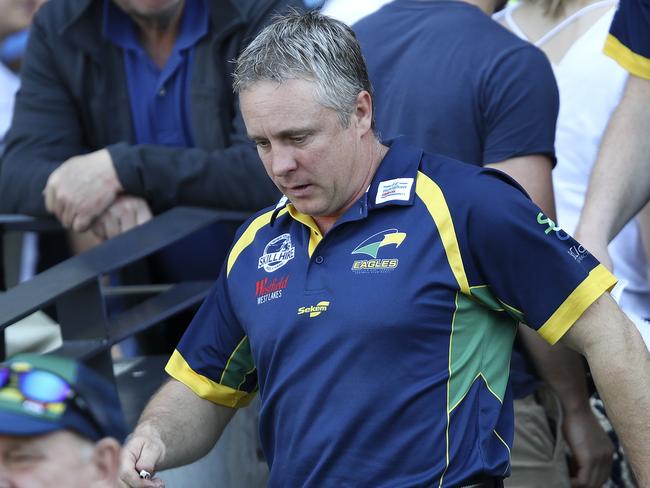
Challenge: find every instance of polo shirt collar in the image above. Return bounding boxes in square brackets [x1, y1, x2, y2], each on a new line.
[271, 137, 422, 226]
[367, 137, 422, 211]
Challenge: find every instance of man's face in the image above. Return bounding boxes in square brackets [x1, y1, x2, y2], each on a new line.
[0, 431, 116, 488]
[240, 79, 373, 222]
[111, 0, 183, 20]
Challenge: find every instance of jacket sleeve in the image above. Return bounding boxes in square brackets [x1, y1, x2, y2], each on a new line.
[0, 13, 90, 216]
[106, 0, 306, 214]
[107, 99, 281, 214]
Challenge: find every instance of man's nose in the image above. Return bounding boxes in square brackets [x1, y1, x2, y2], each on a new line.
[269, 145, 298, 176]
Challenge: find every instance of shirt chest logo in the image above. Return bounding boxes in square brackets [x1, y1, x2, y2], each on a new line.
[351, 228, 406, 273]
[376, 178, 414, 204]
[258, 233, 296, 273]
[297, 301, 330, 318]
[255, 275, 289, 304]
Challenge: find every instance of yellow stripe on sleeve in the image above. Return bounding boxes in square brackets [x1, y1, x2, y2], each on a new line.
[415, 171, 470, 294]
[604, 34, 650, 80]
[538, 265, 618, 345]
[165, 350, 256, 408]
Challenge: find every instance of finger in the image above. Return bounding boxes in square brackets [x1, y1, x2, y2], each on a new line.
[134, 443, 164, 476]
[61, 201, 78, 230]
[119, 470, 163, 488]
[120, 441, 161, 488]
[135, 200, 153, 225]
[46, 186, 68, 224]
[119, 202, 137, 234]
[71, 208, 97, 233]
[43, 183, 55, 214]
[102, 213, 121, 240]
[90, 220, 107, 242]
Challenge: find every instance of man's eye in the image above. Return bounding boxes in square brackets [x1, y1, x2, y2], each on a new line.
[292, 136, 307, 144]
[255, 140, 270, 150]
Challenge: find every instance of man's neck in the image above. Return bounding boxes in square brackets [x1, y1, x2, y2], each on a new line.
[313, 138, 389, 236]
[131, 2, 185, 69]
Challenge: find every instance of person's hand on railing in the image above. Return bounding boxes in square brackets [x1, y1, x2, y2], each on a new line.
[91, 195, 152, 241]
[43, 148, 123, 232]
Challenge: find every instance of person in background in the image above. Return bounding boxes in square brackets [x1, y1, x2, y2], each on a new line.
[351, 1, 612, 486]
[0, 0, 303, 273]
[0, 0, 44, 151]
[319, 0, 393, 25]
[575, 0, 650, 274]
[497, 0, 650, 483]
[0, 0, 58, 360]
[0, 353, 126, 487]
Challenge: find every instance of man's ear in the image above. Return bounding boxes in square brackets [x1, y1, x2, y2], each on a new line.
[354, 90, 373, 136]
[90, 437, 121, 486]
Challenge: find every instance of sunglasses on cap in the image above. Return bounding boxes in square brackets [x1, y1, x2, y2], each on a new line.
[0, 362, 104, 437]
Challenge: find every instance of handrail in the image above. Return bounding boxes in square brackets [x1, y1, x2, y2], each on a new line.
[0, 214, 62, 233]
[0, 207, 249, 331]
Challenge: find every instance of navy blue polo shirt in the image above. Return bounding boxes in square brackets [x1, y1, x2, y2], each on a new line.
[103, 0, 209, 147]
[166, 139, 615, 487]
[354, 0, 561, 398]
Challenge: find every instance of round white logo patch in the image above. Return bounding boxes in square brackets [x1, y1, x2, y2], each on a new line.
[258, 233, 296, 273]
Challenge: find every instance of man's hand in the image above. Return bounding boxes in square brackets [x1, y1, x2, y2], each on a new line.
[562, 405, 614, 488]
[91, 195, 152, 241]
[43, 149, 123, 232]
[119, 424, 167, 488]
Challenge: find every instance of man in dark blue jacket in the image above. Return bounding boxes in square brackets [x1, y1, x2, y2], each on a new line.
[0, 0, 301, 240]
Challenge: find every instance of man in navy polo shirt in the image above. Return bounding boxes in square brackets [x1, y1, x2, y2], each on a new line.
[120, 11, 650, 488]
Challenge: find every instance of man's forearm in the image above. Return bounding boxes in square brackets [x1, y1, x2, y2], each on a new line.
[578, 75, 650, 246]
[562, 294, 650, 485]
[519, 325, 614, 485]
[586, 323, 650, 485]
[134, 379, 236, 470]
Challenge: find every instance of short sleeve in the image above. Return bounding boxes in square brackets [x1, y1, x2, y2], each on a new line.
[165, 269, 258, 408]
[604, 0, 650, 79]
[463, 170, 617, 344]
[482, 45, 559, 165]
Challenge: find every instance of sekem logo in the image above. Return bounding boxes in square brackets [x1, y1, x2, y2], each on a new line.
[297, 301, 330, 318]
